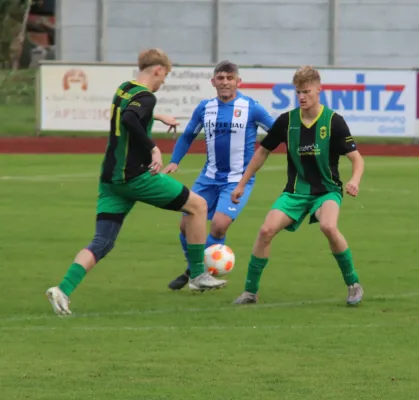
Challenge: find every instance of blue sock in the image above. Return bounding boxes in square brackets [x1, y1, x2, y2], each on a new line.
[179, 232, 189, 269]
[206, 233, 226, 248]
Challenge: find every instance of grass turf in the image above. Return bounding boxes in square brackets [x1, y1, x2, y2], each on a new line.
[1, 154, 419, 399]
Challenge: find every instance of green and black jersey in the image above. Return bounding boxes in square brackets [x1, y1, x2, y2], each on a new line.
[260, 105, 357, 195]
[100, 81, 156, 184]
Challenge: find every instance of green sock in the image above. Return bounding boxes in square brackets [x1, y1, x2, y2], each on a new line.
[333, 248, 359, 286]
[245, 255, 269, 294]
[58, 263, 87, 297]
[187, 244, 205, 279]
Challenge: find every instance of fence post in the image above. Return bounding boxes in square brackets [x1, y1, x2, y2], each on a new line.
[212, 0, 221, 64]
[35, 65, 41, 136]
[96, 0, 107, 61]
[328, 0, 338, 66]
[55, 0, 62, 60]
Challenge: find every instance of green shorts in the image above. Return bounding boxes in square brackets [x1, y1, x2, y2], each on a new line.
[272, 192, 342, 232]
[96, 171, 188, 216]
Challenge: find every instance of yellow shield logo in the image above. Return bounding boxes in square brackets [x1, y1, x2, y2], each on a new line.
[320, 126, 327, 139]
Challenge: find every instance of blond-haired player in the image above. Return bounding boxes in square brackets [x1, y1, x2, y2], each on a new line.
[232, 66, 365, 306]
[46, 49, 227, 315]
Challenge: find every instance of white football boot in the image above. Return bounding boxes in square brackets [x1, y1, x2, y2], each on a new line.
[347, 283, 364, 306]
[189, 272, 227, 291]
[46, 287, 72, 316]
[233, 291, 258, 304]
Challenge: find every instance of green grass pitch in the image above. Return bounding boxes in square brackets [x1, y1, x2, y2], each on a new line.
[1, 153, 419, 399]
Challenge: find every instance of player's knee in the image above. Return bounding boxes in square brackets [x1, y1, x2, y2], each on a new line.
[259, 224, 277, 243]
[185, 192, 207, 216]
[87, 235, 115, 262]
[195, 194, 208, 215]
[210, 224, 227, 239]
[211, 215, 232, 238]
[87, 218, 122, 262]
[319, 222, 338, 238]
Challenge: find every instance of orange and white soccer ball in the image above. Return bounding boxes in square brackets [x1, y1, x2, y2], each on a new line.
[204, 244, 235, 276]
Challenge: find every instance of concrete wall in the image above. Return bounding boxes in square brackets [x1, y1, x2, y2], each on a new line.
[338, 0, 419, 68]
[57, 0, 419, 68]
[57, 0, 98, 61]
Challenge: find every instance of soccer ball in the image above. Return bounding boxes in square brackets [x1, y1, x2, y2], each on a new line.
[204, 244, 235, 276]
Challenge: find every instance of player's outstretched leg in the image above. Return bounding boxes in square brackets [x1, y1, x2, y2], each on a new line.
[234, 210, 293, 304]
[46, 216, 123, 315]
[315, 200, 363, 305]
[181, 192, 227, 291]
[168, 213, 230, 290]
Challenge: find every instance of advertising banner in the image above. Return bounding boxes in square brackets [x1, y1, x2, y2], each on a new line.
[39, 63, 417, 137]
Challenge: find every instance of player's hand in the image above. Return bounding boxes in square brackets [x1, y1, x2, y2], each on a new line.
[231, 184, 245, 204]
[157, 115, 180, 134]
[149, 147, 163, 175]
[162, 163, 179, 174]
[345, 180, 359, 197]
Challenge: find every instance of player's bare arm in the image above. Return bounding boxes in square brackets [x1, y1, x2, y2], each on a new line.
[154, 114, 180, 133]
[162, 162, 179, 174]
[345, 150, 364, 197]
[330, 113, 365, 198]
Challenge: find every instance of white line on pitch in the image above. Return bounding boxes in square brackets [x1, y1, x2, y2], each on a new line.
[1, 323, 418, 332]
[0, 172, 96, 181]
[0, 160, 418, 182]
[2, 291, 418, 323]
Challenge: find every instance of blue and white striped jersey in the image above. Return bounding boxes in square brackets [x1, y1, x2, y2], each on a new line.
[170, 92, 274, 183]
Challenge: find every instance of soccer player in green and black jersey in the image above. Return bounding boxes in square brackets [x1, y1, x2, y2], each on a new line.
[46, 49, 226, 316]
[231, 66, 365, 306]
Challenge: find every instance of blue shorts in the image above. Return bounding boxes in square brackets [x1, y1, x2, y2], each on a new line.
[190, 175, 254, 220]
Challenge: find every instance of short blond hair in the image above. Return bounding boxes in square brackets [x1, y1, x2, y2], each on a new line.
[292, 65, 321, 87]
[138, 48, 172, 72]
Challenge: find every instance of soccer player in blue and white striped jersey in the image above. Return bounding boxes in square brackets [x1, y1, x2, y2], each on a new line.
[163, 61, 274, 290]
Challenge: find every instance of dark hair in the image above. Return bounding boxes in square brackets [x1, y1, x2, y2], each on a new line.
[213, 60, 239, 75]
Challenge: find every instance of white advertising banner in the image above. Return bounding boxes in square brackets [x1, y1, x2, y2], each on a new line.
[39, 63, 417, 137]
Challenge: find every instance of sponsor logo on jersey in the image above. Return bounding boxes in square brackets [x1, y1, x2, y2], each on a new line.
[204, 120, 245, 137]
[297, 143, 321, 156]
